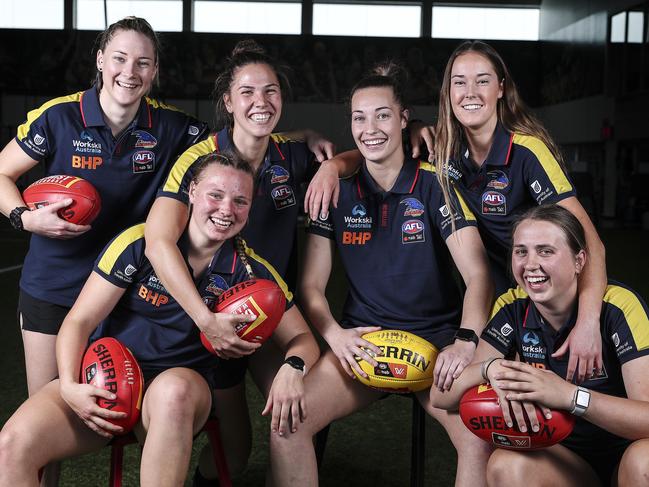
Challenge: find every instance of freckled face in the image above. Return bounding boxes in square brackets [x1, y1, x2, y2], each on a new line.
[189, 165, 254, 244]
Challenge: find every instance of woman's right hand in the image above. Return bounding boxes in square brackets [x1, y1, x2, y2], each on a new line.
[326, 326, 383, 379]
[21, 199, 91, 238]
[200, 312, 261, 359]
[486, 360, 550, 434]
[59, 380, 127, 438]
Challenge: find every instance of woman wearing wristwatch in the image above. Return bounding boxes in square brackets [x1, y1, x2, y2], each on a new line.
[431, 204, 649, 487]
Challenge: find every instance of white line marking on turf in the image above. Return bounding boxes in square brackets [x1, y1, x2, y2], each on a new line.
[0, 264, 23, 274]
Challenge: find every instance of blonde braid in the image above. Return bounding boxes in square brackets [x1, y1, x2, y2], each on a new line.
[234, 235, 256, 280]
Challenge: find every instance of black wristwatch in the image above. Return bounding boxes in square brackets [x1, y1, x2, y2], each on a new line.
[9, 206, 29, 231]
[283, 356, 306, 375]
[454, 328, 479, 346]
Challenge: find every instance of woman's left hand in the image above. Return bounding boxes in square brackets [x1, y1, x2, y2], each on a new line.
[493, 360, 575, 412]
[262, 363, 306, 436]
[552, 316, 603, 384]
[434, 340, 476, 391]
[304, 160, 340, 221]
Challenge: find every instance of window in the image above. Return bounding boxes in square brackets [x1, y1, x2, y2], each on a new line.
[610, 11, 626, 43]
[432, 6, 539, 41]
[193, 1, 301, 34]
[76, 0, 183, 31]
[627, 11, 644, 43]
[0, 0, 64, 29]
[312, 3, 421, 38]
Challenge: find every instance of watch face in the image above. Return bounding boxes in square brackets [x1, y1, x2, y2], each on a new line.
[576, 390, 590, 407]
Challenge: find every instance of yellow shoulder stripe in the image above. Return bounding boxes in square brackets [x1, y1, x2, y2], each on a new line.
[489, 287, 528, 321]
[242, 240, 294, 302]
[97, 224, 146, 275]
[145, 97, 183, 113]
[162, 138, 217, 194]
[419, 161, 436, 173]
[17, 92, 83, 141]
[271, 133, 293, 144]
[453, 187, 476, 221]
[604, 285, 649, 351]
[512, 134, 573, 195]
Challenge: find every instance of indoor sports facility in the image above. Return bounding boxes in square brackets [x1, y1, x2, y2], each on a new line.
[1, 0, 649, 485]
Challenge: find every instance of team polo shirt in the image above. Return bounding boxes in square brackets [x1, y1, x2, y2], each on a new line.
[91, 223, 293, 374]
[307, 158, 477, 346]
[157, 127, 315, 282]
[482, 282, 649, 454]
[16, 87, 209, 306]
[448, 124, 576, 293]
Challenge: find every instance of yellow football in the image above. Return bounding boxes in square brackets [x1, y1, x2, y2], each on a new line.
[353, 330, 438, 393]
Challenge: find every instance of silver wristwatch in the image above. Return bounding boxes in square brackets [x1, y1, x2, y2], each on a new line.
[570, 386, 591, 416]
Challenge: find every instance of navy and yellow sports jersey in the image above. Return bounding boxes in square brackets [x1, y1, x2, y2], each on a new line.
[16, 87, 209, 306]
[91, 224, 293, 374]
[157, 127, 315, 283]
[307, 158, 476, 346]
[447, 124, 576, 293]
[482, 282, 649, 454]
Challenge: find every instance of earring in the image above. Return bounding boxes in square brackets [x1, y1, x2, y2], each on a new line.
[98, 67, 103, 72]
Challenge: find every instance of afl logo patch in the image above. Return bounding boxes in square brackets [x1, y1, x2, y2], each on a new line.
[402, 219, 425, 244]
[482, 191, 506, 215]
[132, 150, 155, 173]
[271, 185, 296, 210]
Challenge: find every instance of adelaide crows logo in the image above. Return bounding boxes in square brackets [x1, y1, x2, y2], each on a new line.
[266, 165, 290, 184]
[400, 198, 424, 217]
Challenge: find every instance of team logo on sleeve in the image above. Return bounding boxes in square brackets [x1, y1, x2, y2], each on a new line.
[530, 180, 542, 194]
[612, 332, 620, 348]
[132, 130, 158, 149]
[402, 219, 425, 244]
[486, 170, 509, 190]
[482, 191, 506, 215]
[271, 185, 296, 209]
[33, 134, 45, 146]
[132, 150, 155, 173]
[400, 198, 424, 217]
[188, 125, 200, 136]
[267, 165, 290, 184]
[500, 323, 514, 336]
[439, 205, 450, 217]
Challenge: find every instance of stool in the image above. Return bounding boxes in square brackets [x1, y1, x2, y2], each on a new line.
[109, 417, 232, 487]
[315, 396, 426, 487]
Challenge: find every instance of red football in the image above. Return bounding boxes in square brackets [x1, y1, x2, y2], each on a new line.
[81, 337, 143, 434]
[23, 175, 101, 225]
[459, 383, 576, 450]
[200, 279, 286, 354]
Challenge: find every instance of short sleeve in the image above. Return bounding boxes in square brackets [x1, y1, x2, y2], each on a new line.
[94, 224, 147, 288]
[432, 180, 477, 240]
[15, 103, 54, 161]
[481, 290, 521, 356]
[305, 213, 335, 240]
[602, 284, 649, 365]
[513, 134, 576, 205]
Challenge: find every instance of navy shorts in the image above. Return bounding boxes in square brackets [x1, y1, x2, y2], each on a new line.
[211, 356, 249, 390]
[18, 289, 70, 335]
